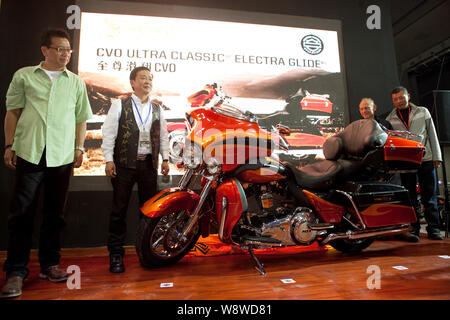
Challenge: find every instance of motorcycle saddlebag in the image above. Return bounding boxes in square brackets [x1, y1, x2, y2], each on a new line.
[343, 181, 417, 228]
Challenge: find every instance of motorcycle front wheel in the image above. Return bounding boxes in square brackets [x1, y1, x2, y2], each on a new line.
[136, 210, 200, 268]
[329, 238, 374, 253]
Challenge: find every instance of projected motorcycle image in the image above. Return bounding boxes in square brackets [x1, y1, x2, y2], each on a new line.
[135, 84, 424, 275]
[75, 70, 345, 175]
[75, 12, 347, 177]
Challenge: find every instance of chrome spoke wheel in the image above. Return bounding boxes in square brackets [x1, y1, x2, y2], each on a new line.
[150, 211, 199, 259]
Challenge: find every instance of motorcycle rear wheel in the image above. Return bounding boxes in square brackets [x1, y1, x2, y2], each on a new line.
[329, 238, 374, 253]
[136, 211, 200, 268]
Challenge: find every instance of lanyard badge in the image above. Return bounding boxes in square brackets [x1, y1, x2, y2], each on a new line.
[398, 106, 410, 130]
[131, 97, 152, 151]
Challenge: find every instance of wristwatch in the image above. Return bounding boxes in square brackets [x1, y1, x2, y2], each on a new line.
[75, 146, 85, 153]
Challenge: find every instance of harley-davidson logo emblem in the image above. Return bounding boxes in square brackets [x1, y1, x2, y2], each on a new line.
[301, 35, 324, 55]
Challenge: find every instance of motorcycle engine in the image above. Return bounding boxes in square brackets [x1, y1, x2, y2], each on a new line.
[290, 207, 319, 245]
[243, 184, 319, 246]
[259, 207, 319, 246]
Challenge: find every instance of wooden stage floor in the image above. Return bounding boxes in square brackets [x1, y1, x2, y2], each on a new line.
[1, 235, 449, 300]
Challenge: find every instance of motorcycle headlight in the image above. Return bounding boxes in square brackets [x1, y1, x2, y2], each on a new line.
[182, 143, 203, 169]
[206, 158, 221, 175]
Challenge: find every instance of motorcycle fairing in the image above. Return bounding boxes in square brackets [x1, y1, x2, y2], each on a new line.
[215, 178, 248, 244]
[186, 107, 275, 172]
[207, 135, 274, 169]
[141, 187, 200, 218]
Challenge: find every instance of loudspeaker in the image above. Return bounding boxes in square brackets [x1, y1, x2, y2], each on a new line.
[433, 90, 450, 145]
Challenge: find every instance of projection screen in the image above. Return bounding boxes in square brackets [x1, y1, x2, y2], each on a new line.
[73, 0, 348, 178]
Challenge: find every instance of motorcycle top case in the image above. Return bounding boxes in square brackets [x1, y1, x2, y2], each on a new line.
[363, 135, 425, 172]
[343, 181, 417, 228]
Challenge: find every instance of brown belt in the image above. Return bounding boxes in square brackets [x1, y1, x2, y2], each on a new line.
[136, 154, 151, 161]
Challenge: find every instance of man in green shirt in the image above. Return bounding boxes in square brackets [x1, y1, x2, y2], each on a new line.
[1, 29, 92, 299]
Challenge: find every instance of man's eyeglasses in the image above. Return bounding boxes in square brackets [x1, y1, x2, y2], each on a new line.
[48, 47, 73, 55]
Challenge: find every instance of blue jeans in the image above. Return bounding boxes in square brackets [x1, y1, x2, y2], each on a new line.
[401, 161, 441, 235]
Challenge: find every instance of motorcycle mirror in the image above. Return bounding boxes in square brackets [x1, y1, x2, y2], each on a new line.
[276, 124, 291, 136]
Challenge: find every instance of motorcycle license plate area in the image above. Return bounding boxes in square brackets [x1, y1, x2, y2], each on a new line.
[344, 182, 417, 228]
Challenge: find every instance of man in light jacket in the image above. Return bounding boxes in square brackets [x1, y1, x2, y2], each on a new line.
[387, 86, 443, 241]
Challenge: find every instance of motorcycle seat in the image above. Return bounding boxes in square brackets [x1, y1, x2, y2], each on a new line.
[285, 160, 343, 191]
[324, 119, 388, 160]
[336, 159, 362, 182]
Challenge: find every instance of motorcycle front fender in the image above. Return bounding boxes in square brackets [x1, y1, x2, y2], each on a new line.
[141, 187, 200, 218]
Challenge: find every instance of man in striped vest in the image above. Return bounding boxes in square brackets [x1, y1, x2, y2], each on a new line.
[101, 67, 170, 272]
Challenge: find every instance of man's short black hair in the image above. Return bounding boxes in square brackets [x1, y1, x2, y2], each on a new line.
[130, 66, 152, 81]
[40, 28, 71, 47]
[391, 86, 408, 95]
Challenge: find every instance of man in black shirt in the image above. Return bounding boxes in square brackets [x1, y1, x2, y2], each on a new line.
[359, 98, 393, 129]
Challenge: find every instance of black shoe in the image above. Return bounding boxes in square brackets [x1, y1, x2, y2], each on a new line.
[110, 254, 125, 273]
[427, 233, 443, 240]
[1, 275, 23, 299]
[395, 232, 420, 242]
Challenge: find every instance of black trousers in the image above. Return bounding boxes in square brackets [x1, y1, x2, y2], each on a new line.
[107, 159, 157, 256]
[401, 161, 441, 235]
[3, 154, 73, 278]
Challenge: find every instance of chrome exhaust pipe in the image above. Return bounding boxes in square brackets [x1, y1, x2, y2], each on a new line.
[218, 197, 228, 242]
[320, 225, 412, 245]
[242, 240, 283, 248]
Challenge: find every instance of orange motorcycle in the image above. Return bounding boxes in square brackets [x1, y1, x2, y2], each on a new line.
[136, 84, 425, 275]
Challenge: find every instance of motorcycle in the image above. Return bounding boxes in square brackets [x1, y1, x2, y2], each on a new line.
[136, 84, 426, 275]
